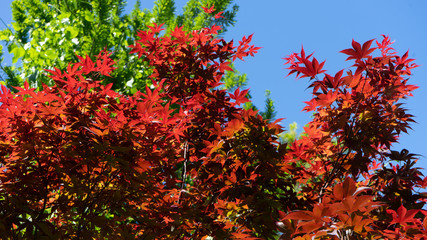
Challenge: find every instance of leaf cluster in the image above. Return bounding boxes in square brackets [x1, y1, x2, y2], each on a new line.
[278, 35, 426, 239]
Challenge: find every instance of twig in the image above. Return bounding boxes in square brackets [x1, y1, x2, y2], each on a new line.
[178, 141, 189, 203]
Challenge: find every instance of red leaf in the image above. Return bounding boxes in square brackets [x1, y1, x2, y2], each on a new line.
[229, 88, 250, 106]
[214, 11, 224, 19]
[387, 205, 419, 226]
[340, 39, 376, 60]
[201, 4, 215, 14]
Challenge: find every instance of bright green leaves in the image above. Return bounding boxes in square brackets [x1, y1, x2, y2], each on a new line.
[9, 44, 24, 64]
[153, 0, 176, 28]
[222, 63, 248, 91]
[44, 49, 57, 60]
[279, 122, 299, 144]
[84, 10, 95, 22]
[65, 26, 79, 40]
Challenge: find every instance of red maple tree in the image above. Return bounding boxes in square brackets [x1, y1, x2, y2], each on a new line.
[0, 8, 425, 239]
[280, 34, 426, 239]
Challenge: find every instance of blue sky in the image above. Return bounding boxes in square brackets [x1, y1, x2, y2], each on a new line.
[1, 0, 427, 171]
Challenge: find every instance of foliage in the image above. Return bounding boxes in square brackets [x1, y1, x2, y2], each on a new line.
[0, 16, 280, 239]
[278, 35, 426, 239]
[0, 0, 238, 94]
[0, 0, 278, 124]
[260, 89, 277, 122]
[0, 7, 426, 240]
[279, 121, 298, 144]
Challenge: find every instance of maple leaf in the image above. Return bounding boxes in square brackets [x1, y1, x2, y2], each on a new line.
[201, 4, 215, 14]
[229, 88, 250, 106]
[332, 177, 357, 200]
[342, 70, 361, 88]
[302, 99, 318, 112]
[285, 46, 325, 79]
[284, 204, 332, 235]
[232, 34, 261, 61]
[217, 61, 233, 72]
[340, 39, 376, 61]
[214, 11, 225, 19]
[387, 205, 419, 226]
[44, 67, 64, 80]
[76, 54, 95, 74]
[283, 52, 298, 66]
[223, 118, 244, 137]
[231, 231, 259, 239]
[323, 70, 344, 89]
[316, 90, 338, 106]
[147, 23, 165, 34]
[13, 80, 36, 97]
[376, 34, 396, 57]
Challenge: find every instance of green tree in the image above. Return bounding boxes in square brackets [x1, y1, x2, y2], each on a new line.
[0, 0, 238, 94]
[280, 121, 298, 143]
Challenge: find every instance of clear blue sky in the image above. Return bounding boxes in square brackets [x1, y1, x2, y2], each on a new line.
[1, 0, 427, 171]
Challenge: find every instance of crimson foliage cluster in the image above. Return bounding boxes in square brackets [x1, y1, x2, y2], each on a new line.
[0, 8, 425, 239]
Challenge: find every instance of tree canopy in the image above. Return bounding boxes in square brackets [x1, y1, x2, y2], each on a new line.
[0, 2, 426, 240]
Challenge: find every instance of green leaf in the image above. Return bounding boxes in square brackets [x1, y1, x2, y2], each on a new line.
[66, 26, 79, 39]
[11, 22, 21, 31]
[11, 46, 25, 64]
[45, 49, 57, 59]
[0, 30, 9, 41]
[84, 10, 94, 22]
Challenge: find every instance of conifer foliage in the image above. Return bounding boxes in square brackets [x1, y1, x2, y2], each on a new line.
[0, 7, 426, 240]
